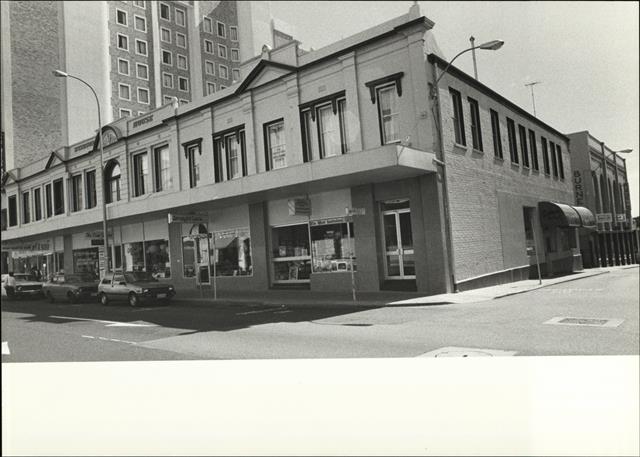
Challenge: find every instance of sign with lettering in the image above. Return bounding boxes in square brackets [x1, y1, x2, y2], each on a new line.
[345, 207, 366, 216]
[596, 213, 612, 224]
[310, 217, 346, 226]
[616, 214, 627, 223]
[132, 114, 154, 129]
[168, 213, 207, 224]
[74, 140, 94, 153]
[288, 198, 311, 216]
[573, 170, 584, 206]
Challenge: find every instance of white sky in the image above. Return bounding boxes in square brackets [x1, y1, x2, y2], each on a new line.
[270, 1, 640, 216]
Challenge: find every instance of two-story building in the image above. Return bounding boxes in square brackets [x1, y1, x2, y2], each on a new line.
[1, 4, 594, 296]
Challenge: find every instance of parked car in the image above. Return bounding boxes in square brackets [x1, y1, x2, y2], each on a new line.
[97, 270, 175, 307]
[42, 273, 99, 303]
[1, 273, 43, 299]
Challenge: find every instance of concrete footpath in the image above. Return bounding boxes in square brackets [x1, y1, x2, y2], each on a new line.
[177, 265, 637, 308]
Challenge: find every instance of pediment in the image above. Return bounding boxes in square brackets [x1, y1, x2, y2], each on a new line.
[236, 60, 297, 93]
[2, 170, 18, 187]
[45, 150, 66, 170]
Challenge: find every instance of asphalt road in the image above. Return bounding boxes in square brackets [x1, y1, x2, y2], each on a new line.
[2, 267, 638, 362]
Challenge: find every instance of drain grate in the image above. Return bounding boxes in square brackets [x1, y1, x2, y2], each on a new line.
[544, 317, 624, 328]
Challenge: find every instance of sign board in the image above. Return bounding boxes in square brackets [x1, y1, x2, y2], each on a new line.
[288, 198, 311, 216]
[188, 233, 210, 240]
[345, 207, 366, 216]
[616, 214, 627, 223]
[596, 213, 612, 224]
[168, 213, 207, 224]
[573, 171, 584, 206]
[91, 239, 105, 246]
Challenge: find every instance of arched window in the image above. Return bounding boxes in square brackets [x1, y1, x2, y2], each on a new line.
[104, 160, 121, 203]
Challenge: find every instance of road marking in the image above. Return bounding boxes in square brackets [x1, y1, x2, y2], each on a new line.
[236, 308, 282, 315]
[273, 310, 293, 314]
[418, 346, 517, 357]
[82, 335, 136, 344]
[50, 315, 156, 327]
[544, 317, 624, 328]
[2, 342, 10, 355]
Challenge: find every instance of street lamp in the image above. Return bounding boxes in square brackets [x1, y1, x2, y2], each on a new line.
[429, 40, 504, 292]
[52, 70, 110, 276]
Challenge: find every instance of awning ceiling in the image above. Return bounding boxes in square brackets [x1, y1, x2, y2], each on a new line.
[538, 202, 596, 229]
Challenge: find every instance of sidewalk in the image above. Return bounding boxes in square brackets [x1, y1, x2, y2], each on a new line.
[176, 266, 635, 308]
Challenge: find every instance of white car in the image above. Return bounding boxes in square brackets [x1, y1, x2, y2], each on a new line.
[2, 273, 44, 299]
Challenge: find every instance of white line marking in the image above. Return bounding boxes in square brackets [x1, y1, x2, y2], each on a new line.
[81, 335, 95, 339]
[82, 335, 136, 344]
[2, 342, 10, 355]
[418, 346, 517, 357]
[544, 317, 624, 328]
[273, 310, 293, 314]
[236, 309, 280, 315]
[50, 315, 156, 327]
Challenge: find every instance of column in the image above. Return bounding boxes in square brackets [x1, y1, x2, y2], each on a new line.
[338, 52, 363, 152]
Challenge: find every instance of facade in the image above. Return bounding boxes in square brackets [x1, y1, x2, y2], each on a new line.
[566, 131, 638, 267]
[1, 5, 593, 295]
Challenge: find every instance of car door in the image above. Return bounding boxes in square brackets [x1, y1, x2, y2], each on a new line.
[110, 273, 128, 301]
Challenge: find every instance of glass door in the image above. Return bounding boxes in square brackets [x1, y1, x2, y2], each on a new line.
[382, 208, 415, 279]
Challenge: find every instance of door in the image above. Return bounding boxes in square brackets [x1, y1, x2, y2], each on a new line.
[382, 208, 415, 279]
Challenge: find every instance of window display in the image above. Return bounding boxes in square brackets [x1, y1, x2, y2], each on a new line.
[72, 248, 99, 278]
[271, 224, 311, 282]
[211, 228, 251, 276]
[145, 239, 170, 278]
[124, 241, 144, 271]
[182, 237, 196, 277]
[310, 219, 355, 272]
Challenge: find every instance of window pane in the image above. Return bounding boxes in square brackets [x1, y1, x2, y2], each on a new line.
[318, 105, 341, 158]
[310, 222, 355, 273]
[72, 248, 99, 277]
[124, 242, 145, 272]
[212, 229, 252, 276]
[145, 239, 170, 278]
[378, 86, 398, 143]
[182, 237, 196, 277]
[268, 122, 286, 169]
[303, 110, 318, 161]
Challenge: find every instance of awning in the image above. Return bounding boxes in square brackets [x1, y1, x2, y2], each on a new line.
[538, 201, 595, 228]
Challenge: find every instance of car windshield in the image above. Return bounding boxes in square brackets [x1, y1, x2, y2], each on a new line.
[14, 274, 38, 282]
[123, 272, 157, 283]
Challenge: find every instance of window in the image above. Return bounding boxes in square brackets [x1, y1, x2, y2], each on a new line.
[528, 129, 539, 171]
[136, 63, 148, 80]
[314, 101, 344, 158]
[377, 84, 400, 144]
[118, 83, 131, 100]
[186, 142, 200, 188]
[218, 44, 227, 58]
[162, 50, 172, 65]
[518, 125, 529, 168]
[175, 8, 185, 26]
[219, 65, 228, 80]
[8, 195, 17, 227]
[264, 119, 286, 170]
[133, 152, 149, 197]
[176, 33, 186, 48]
[137, 87, 149, 104]
[177, 54, 188, 69]
[450, 88, 465, 146]
[119, 108, 132, 118]
[85, 170, 97, 209]
[134, 15, 146, 32]
[124, 242, 144, 272]
[117, 58, 129, 76]
[34, 188, 42, 221]
[133, 1, 145, 8]
[135, 39, 148, 56]
[205, 60, 215, 75]
[45, 184, 52, 218]
[162, 72, 173, 88]
[216, 21, 226, 38]
[230, 26, 238, 41]
[231, 48, 239, 62]
[541, 137, 551, 174]
[116, 9, 127, 26]
[556, 144, 565, 179]
[145, 239, 171, 278]
[211, 228, 251, 277]
[232, 69, 240, 82]
[159, 2, 170, 20]
[22, 191, 30, 224]
[213, 128, 247, 182]
[311, 221, 355, 273]
[506, 118, 518, 164]
[117, 33, 128, 51]
[105, 161, 121, 203]
[203, 16, 213, 33]
[53, 178, 65, 215]
[70, 174, 83, 212]
[468, 97, 482, 151]
[153, 145, 170, 192]
[178, 77, 188, 92]
[271, 224, 311, 283]
[490, 109, 503, 159]
[161, 27, 171, 43]
[549, 140, 558, 177]
[206, 82, 216, 95]
[204, 40, 214, 54]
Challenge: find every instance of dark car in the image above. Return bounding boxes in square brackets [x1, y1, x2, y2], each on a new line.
[42, 273, 99, 303]
[97, 271, 175, 307]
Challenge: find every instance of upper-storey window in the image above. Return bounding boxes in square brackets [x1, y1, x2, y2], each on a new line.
[45, 184, 52, 218]
[549, 140, 558, 177]
[70, 174, 83, 212]
[300, 92, 349, 162]
[183, 139, 202, 188]
[376, 85, 400, 145]
[217, 21, 226, 38]
[85, 170, 97, 209]
[264, 119, 286, 170]
[133, 1, 145, 8]
[203, 16, 213, 33]
[22, 191, 30, 224]
[176, 33, 187, 48]
[159, 2, 170, 21]
[117, 33, 128, 51]
[555, 143, 565, 179]
[213, 127, 247, 182]
[8, 195, 17, 227]
[518, 125, 529, 168]
[133, 152, 149, 197]
[449, 88, 465, 146]
[230, 26, 238, 41]
[541, 137, 550, 175]
[53, 178, 65, 215]
[490, 109, 503, 159]
[153, 145, 171, 192]
[134, 15, 146, 32]
[175, 8, 186, 27]
[116, 9, 127, 26]
[161, 27, 171, 43]
[468, 97, 482, 151]
[33, 188, 42, 221]
[105, 161, 121, 203]
[506, 118, 518, 164]
[528, 129, 539, 171]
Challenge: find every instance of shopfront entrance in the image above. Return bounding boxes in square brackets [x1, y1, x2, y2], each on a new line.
[382, 200, 415, 279]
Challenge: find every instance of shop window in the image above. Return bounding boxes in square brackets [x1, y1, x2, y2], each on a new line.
[518, 124, 529, 168]
[310, 220, 355, 273]
[213, 127, 247, 182]
[449, 88, 465, 146]
[541, 137, 550, 174]
[45, 184, 52, 217]
[53, 178, 65, 215]
[490, 109, 503, 159]
[108, 245, 123, 271]
[22, 191, 30, 224]
[70, 174, 83, 212]
[264, 119, 286, 170]
[145, 239, 171, 278]
[153, 145, 171, 192]
[468, 97, 483, 151]
[105, 161, 121, 203]
[124, 242, 145, 271]
[529, 129, 539, 171]
[34, 188, 42, 221]
[507, 118, 518, 164]
[211, 228, 251, 277]
[271, 224, 311, 283]
[133, 152, 149, 197]
[73, 248, 99, 278]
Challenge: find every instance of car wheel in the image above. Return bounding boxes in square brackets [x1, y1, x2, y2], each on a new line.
[99, 293, 109, 306]
[128, 292, 139, 307]
[46, 291, 55, 303]
[67, 291, 76, 304]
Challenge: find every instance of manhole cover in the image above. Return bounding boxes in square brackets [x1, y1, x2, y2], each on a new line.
[544, 317, 624, 328]
[418, 347, 517, 357]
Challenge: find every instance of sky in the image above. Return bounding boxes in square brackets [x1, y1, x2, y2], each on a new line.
[269, 1, 640, 217]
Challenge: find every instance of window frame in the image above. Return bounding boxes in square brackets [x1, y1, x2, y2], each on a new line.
[205, 60, 215, 75]
[33, 187, 43, 221]
[153, 144, 171, 192]
[133, 0, 146, 8]
[528, 129, 539, 171]
[556, 144, 565, 179]
[230, 26, 238, 41]
[203, 16, 213, 34]
[541, 136, 551, 175]
[178, 76, 189, 92]
[135, 38, 148, 56]
[85, 169, 97, 210]
[117, 58, 130, 76]
[263, 119, 286, 171]
[8, 194, 18, 227]
[376, 83, 401, 145]
[132, 151, 150, 197]
[134, 14, 147, 32]
[177, 54, 188, 70]
[218, 44, 227, 59]
[183, 139, 202, 188]
[231, 48, 240, 62]
[22, 190, 31, 224]
[162, 72, 174, 89]
[518, 124, 530, 168]
[232, 69, 240, 82]
[506, 117, 519, 164]
[136, 62, 149, 80]
[449, 88, 466, 146]
[204, 39, 214, 54]
[45, 184, 52, 218]
[117, 33, 129, 51]
[118, 83, 131, 101]
[549, 140, 558, 177]
[206, 82, 216, 95]
[52, 178, 65, 216]
[176, 32, 187, 48]
[115, 8, 128, 26]
[70, 173, 83, 213]
[137, 87, 150, 105]
[175, 7, 186, 26]
[468, 97, 483, 152]
[159, 2, 170, 21]
[160, 27, 171, 43]
[216, 21, 226, 38]
[490, 109, 503, 159]
[219, 64, 229, 80]
[161, 49, 172, 66]
[119, 108, 132, 118]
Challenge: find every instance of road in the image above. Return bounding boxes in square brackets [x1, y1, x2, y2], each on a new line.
[2, 267, 638, 362]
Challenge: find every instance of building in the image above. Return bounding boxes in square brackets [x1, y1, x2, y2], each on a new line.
[566, 131, 638, 267]
[0, 4, 594, 294]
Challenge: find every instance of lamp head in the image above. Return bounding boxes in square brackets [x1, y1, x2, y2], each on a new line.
[478, 40, 504, 51]
[52, 70, 68, 78]
[617, 149, 633, 154]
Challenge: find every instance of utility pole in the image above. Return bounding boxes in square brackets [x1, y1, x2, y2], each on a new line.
[524, 81, 541, 117]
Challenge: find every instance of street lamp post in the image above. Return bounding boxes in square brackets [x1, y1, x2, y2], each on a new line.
[429, 39, 504, 292]
[52, 70, 109, 277]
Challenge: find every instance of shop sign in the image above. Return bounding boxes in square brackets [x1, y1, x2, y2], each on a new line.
[310, 217, 345, 226]
[596, 213, 612, 223]
[623, 183, 632, 215]
[573, 171, 584, 206]
[168, 213, 207, 224]
[4, 241, 51, 252]
[214, 229, 238, 239]
[188, 233, 209, 240]
[86, 229, 113, 239]
[345, 207, 366, 216]
[288, 198, 311, 216]
[616, 214, 627, 222]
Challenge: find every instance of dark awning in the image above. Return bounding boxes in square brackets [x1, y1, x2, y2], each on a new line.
[572, 206, 596, 229]
[538, 202, 581, 228]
